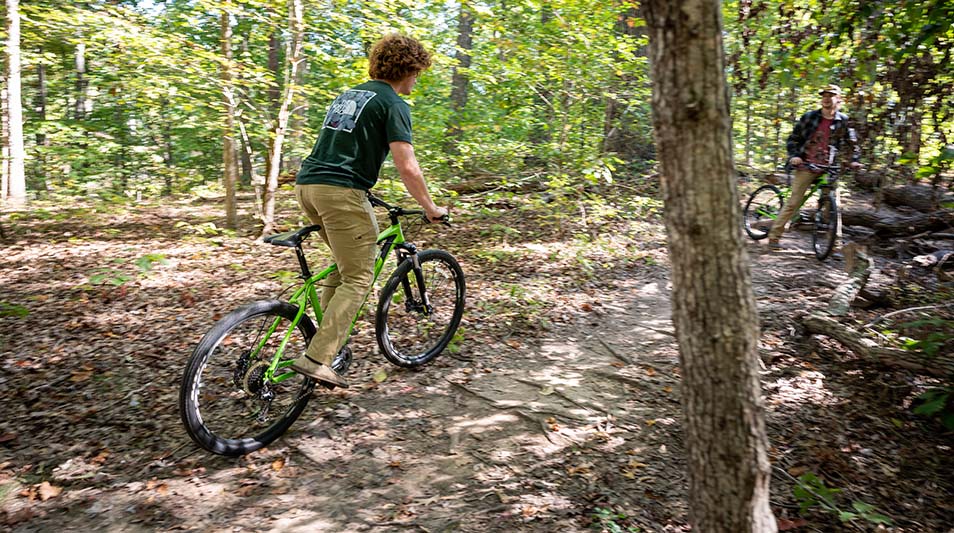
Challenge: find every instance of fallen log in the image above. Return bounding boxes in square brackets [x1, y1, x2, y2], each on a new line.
[841, 209, 954, 237]
[803, 313, 954, 377]
[882, 184, 954, 213]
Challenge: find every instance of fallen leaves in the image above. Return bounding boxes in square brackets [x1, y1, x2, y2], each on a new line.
[19, 482, 62, 502]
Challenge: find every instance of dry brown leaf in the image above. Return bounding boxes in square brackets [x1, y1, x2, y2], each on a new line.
[38, 481, 62, 501]
[90, 450, 110, 465]
[645, 367, 656, 376]
[609, 361, 626, 368]
[787, 465, 809, 477]
[155, 483, 169, 496]
[0, 433, 18, 444]
[581, 303, 593, 312]
[70, 370, 93, 382]
[272, 458, 285, 471]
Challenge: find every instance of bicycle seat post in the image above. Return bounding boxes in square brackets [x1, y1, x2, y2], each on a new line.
[294, 245, 312, 279]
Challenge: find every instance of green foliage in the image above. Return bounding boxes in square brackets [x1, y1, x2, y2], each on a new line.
[591, 507, 640, 533]
[897, 318, 954, 358]
[913, 387, 954, 431]
[793, 473, 893, 526]
[82, 254, 169, 288]
[0, 302, 30, 319]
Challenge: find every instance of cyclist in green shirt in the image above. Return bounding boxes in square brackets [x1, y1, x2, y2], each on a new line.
[291, 34, 447, 388]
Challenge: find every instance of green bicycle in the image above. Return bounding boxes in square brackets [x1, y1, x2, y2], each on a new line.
[742, 163, 840, 260]
[178, 193, 466, 456]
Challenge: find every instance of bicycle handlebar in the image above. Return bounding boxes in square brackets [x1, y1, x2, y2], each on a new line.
[367, 193, 451, 227]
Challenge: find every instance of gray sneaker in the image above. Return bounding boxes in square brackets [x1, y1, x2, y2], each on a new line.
[290, 356, 349, 389]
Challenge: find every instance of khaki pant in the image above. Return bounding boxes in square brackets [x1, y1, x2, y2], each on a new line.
[767, 169, 817, 241]
[295, 184, 379, 365]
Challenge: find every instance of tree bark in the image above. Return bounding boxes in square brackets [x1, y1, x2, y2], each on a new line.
[445, 0, 474, 155]
[643, 1, 776, 531]
[3, 0, 26, 207]
[220, 8, 238, 229]
[803, 314, 954, 377]
[261, 0, 304, 237]
[74, 41, 88, 121]
[34, 47, 47, 193]
[841, 208, 954, 237]
[882, 184, 953, 213]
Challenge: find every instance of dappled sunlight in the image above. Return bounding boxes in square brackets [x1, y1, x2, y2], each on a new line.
[765, 370, 839, 408]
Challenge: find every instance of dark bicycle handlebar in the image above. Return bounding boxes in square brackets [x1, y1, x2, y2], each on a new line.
[367, 192, 451, 227]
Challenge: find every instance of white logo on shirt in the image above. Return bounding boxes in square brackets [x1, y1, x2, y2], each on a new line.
[322, 90, 376, 133]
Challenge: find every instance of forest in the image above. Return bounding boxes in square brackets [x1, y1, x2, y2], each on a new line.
[1, 0, 953, 531]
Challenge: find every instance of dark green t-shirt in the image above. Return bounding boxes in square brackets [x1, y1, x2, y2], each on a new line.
[296, 80, 413, 191]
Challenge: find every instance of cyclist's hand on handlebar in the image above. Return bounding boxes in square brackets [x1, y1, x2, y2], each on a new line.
[425, 206, 448, 224]
[423, 206, 450, 226]
[849, 161, 863, 170]
[789, 156, 804, 167]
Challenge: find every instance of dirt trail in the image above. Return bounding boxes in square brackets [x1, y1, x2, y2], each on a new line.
[3, 196, 952, 532]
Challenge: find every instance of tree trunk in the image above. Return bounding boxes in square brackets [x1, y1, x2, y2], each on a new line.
[261, 0, 304, 237]
[3, 0, 26, 207]
[602, 3, 650, 160]
[74, 41, 88, 121]
[160, 97, 174, 196]
[445, 1, 474, 155]
[643, 1, 777, 531]
[220, 9, 238, 229]
[33, 47, 48, 194]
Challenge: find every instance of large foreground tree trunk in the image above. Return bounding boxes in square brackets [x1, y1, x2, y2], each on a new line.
[643, 1, 777, 531]
[3, 0, 26, 207]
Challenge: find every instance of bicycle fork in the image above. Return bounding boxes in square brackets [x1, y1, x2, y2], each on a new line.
[397, 244, 432, 316]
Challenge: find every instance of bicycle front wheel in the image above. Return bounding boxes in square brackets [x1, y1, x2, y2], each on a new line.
[812, 192, 838, 260]
[179, 300, 315, 456]
[376, 249, 466, 368]
[743, 185, 784, 240]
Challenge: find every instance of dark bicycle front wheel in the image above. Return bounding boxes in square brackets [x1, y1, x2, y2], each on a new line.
[179, 300, 315, 456]
[743, 184, 785, 240]
[376, 249, 466, 368]
[812, 192, 838, 260]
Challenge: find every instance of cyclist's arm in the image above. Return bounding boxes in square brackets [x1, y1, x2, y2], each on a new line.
[390, 141, 446, 221]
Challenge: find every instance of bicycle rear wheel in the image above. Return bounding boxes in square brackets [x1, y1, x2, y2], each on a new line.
[179, 300, 315, 456]
[812, 192, 838, 260]
[743, 185, 784, 240]
[376, 249, 466, 368]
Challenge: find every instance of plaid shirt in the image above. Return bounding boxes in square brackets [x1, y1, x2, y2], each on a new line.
[786, 109, 860, 164]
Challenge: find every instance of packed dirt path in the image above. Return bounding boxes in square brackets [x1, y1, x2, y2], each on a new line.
[2, 193, 952, 532]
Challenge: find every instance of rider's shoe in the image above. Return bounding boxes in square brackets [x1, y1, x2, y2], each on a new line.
[290, 355, 349, 389]
[768, 239, 782, 251]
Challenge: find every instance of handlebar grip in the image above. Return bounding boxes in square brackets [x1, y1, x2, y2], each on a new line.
[423, 214, 451, 227]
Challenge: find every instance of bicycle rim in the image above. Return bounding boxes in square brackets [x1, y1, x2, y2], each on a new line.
[179, 301, 314, 456]
[743, 185, 784, 240]
[376, 250, 466, 367]
[812, 194, 838, 260]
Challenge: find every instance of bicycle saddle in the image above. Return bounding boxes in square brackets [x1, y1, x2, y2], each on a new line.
[263, 225, 322, 247]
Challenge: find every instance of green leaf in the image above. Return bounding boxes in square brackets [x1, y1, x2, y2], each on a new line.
[913, 389, 949, 416]
[0, 302, 30, 318]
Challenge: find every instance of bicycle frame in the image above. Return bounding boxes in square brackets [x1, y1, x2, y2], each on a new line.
[255, 218, 413, 384]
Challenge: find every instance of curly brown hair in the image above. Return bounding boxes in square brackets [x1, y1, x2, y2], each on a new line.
[368, 34, 432, 82]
